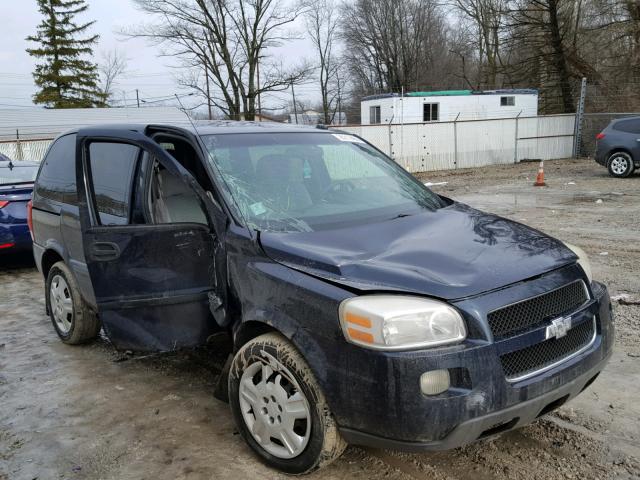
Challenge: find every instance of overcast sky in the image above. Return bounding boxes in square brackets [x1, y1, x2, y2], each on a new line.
[0, 0, 318, 113]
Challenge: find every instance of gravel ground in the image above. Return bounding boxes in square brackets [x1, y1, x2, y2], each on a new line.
[1, 157, 639, 480]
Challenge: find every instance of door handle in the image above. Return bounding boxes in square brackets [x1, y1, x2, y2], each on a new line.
[90, 242, 120, 261]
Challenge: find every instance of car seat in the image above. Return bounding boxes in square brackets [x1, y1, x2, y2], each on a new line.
[152, 167, 207, 224]
[255, 154, 313, 211]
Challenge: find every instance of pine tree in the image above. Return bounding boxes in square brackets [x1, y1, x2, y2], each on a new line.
[26, 0, 105, 108]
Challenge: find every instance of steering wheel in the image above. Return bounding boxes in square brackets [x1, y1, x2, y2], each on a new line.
[321, 179, 357, 200]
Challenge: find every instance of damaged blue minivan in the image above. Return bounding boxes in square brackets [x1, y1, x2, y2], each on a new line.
[30, 122, 613, 474]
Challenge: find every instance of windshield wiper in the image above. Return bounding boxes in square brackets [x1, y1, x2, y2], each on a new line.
[389, 213, 414, 220]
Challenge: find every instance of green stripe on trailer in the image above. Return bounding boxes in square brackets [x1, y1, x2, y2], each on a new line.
[405, 90, 473, 97]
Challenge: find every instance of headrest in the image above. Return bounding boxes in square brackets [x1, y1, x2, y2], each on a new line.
[227, 148, 253, 177]
[256, 154, 305, 182]
[285, 145, 323, 161]
[158, 169, 192, 197]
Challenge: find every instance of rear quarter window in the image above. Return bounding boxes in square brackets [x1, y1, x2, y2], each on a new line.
[613, 119, 640, 134]
[35, 134, 77, 204]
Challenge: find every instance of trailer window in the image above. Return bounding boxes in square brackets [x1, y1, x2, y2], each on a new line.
[369, 106, 381, 124]
[501, 96, 515, 106]
[423, 103, 439, 122]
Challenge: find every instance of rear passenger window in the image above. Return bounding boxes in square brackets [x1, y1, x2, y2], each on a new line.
[36, 134, 77, 204]
[88, 142, 140, 225]
[613, 119, 640, 134]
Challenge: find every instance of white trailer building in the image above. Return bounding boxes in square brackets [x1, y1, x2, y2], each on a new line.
[360, 89, 538, 125]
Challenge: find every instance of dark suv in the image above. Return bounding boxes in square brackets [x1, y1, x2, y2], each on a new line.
[595, 116, 640, 177]
[30, 122, 613, 474]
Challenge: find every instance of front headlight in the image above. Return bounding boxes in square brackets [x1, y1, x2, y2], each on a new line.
[339, 295, 467, 350]
[564, 242, 593, 283]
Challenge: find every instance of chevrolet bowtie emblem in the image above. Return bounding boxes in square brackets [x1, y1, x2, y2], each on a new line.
[545, 316, 572, 340]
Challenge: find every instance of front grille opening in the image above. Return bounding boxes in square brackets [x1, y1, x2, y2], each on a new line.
[500, 318, 595, 381]
[536, 394, 569, 418]
[580, 373, 600, 393]
[479, 417, 519, 439]
[488, 281, 588, 338]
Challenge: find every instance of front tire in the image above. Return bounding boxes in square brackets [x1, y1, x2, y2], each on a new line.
[607, 152, 634, 177]
[46, 261, 101, 344]
[228, 332, 346, 474]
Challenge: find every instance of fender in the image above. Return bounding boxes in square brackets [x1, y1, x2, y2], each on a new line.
[220, 256, 352, 415]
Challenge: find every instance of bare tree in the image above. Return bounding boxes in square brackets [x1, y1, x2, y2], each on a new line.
[502, 0, 593, 112]
[451, 0, 507, 88]
[303, 0, 342, 124]
[99, 49, 128, 106]
[340, 0, 466, 93]
[126, 0, 310, 120]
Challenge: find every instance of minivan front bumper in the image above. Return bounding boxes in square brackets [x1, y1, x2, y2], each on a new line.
[339, 351, 609, 451]
[332, 280, 613, 451]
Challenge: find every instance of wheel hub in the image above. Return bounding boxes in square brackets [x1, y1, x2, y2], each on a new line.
[50, 274, 73, 334]
[611, 156, 628, 175]
[239, 358, 311, 459]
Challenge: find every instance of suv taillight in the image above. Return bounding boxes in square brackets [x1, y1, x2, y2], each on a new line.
[0, 200, 9, 208]
[596, 133, 605, 140]
[27, 200, 34, 239]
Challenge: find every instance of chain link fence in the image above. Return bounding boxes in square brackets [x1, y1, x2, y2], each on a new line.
[574, 80, 640, 158]
[578, 113, 640, 158]
[0, 138, 53, 162]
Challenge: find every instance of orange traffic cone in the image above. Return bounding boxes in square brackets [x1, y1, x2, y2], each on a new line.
[534, 160, 546, 187]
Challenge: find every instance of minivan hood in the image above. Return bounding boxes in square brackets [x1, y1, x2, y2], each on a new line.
[259, 202, 577, 300]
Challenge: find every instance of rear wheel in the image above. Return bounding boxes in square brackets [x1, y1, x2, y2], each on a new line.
[228, 332, 346, 474]
[46, 261, 101, 344]
[607, 152, 634, 177]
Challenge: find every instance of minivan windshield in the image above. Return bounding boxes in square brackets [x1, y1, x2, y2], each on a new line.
[202, 132, 445, 232]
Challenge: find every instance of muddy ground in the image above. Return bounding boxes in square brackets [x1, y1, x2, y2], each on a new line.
[1, 158, 639, 480]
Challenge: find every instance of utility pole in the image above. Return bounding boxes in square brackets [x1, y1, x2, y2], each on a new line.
[136, 89, 140, 108]
[514, 110, 522, 164]
[337, 77, 342, 125]
[291, 81, 299, 124]
[205, 63, 212, 120]
[257, 57, 262, 121]
[203, 29, 214, 121]
[572, 77, 587, 158]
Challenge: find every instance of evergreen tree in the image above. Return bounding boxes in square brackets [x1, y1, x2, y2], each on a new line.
[26, 0, 105, 108]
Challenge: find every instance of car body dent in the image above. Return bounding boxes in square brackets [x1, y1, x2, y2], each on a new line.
[226, 225, 351, 392]
[259, 202, 577, 301]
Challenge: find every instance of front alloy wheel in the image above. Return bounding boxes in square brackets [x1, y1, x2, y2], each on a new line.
[228, 332, 346, 474]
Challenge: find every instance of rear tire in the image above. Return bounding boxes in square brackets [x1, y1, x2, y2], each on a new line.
[46, 261, 101, 344]
[228, 332, 346, 474]
[607, 152, 634, 177]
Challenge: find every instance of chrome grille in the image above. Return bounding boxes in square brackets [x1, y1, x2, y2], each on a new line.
[488, 281, 588, 338]
[500, 318, 596, 381]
